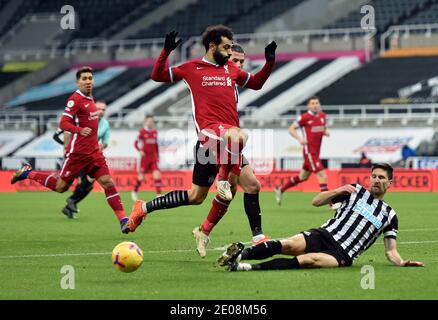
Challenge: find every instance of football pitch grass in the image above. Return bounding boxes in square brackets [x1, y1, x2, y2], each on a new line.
[0, 191, 437, 300]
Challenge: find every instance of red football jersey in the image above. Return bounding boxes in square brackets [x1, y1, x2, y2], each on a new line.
[296, 110, 327, 154]
[134, 128, 159, 161]
[151, 49, 274, 135]
[60, 90, 100, 156]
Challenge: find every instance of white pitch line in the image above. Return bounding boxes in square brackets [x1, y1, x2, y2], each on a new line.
[1, 240, 438, 259]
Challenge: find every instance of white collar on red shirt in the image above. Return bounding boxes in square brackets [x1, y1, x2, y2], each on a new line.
[76, 89, 93, 100]
[308, 110, 319, 116]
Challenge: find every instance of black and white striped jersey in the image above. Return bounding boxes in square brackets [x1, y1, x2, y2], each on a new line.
[321, 184, 398, 261]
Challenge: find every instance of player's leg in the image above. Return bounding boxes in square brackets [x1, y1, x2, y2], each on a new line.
[129, 142, 216, 232]
[11, 162, 73, 193]
[129, 182, 210, 231]
[151, 168, 162, 197]
[275, 168, 310, 205]
[218, 234, 305, 266]
[95, 173, 129, 233]
[296, 252, 339, 268]
[87, 153, 129, 233]
[194, 169, 237, 257]
[132, 159, 145, 201]
[220, 232, 339, 271]
[63, 171, 94, 217]
[315, 170, 328, 191]
[237, 164, 270, 245]
[313, 156, 328, 191]
[218, 231, 308, 269]
[216, 127, 248, 201]
[229, 252, 338, 271]
[200, 173, 237, 237]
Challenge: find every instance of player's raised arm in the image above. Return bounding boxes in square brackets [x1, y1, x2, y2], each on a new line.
[151, 31, 183, 83]
[238, 41, 277, 90]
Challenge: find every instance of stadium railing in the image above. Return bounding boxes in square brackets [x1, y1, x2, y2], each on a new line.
[1, 28, 371, 64]
[380, 23, 438, 56]
[181, 28, 373, 62]
[2, 103, 438, 135]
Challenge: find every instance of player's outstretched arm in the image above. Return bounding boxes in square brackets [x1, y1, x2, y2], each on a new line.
[241, 41, 277, 90]
[384, 238, 424, 267]
[151, 31, 183, 83]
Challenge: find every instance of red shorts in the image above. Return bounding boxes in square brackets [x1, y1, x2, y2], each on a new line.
[198, 124, 242, 176]
[60, 151, 110, 184]
[198, 123, 235, 144]
[302, 152, 324, 173]
[139, 157, 159, 173]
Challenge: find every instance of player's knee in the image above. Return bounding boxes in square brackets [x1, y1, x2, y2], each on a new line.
[244, 180, 260, 194]
[55, 184, 69, 193]
[280, 239, 296, 253]
[190, 195, 206, 205]
[297, 255, 317, 267]
[188, 191, 207, 205]
[99, 178, 114, 189]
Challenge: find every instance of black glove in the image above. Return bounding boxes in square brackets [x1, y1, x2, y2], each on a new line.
[164, 30, 182, 52]
[265, 41, 277, 61]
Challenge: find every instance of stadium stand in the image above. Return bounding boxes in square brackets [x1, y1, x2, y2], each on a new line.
[0, 0, 162, 49]
[0, 70, 29, 89]
[3, 66, 151, 111]
[1, 0, 438, 162]
[325, 0, 431, 31]
[402, 1, 438, 25]
[315, 56, 438, 105]
[229, 0, 304, 34]
[129, 0, 304, 40]
[250, 56, 361, 119]
[0, 0, 9, 11]
[0, 0, 41, 41]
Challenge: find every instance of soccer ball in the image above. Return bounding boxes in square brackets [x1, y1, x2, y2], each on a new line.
[112, 241, 143, 273]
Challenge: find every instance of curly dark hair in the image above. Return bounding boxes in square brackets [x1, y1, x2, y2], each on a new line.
[201, 25, 234, 51]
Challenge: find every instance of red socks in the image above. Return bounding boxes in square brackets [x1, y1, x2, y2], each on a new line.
[201, 195, 230, 235]
[28, 172, 58, 191]
[154, 179, 162, 195]
[280, 176, 301, 192]
[134, 179, 141, 192]
[104, 185, 127, 221]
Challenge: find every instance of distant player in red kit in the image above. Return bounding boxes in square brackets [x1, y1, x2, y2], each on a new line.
[131, 114, 162, 200]
[275, 96, 330, 205]
[128, 25, 276, 240]
[11, 66, 130, 233]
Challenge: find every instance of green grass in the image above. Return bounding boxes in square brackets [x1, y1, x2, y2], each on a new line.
[0, 191, 437, 300]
